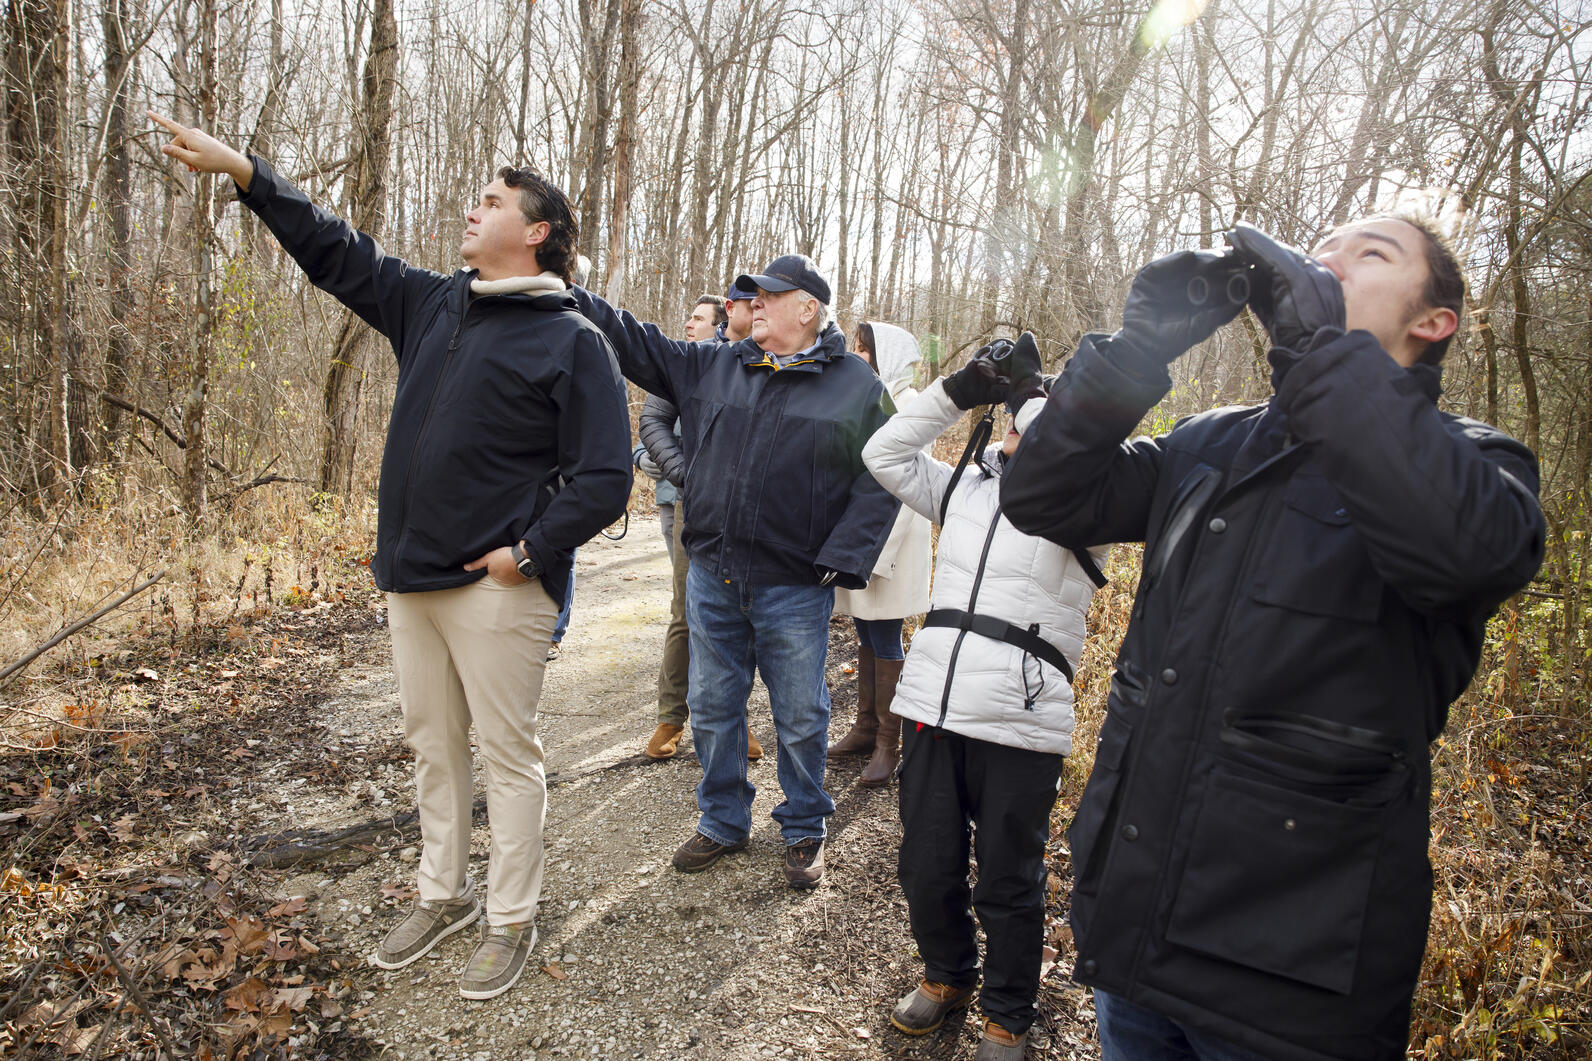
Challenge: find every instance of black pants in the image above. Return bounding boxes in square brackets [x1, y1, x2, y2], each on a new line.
[897, 722, 1064, 1035]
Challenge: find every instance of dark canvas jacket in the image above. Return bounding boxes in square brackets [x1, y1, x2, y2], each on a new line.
[238, 157, 632, 602]
[569, 289, 900, 589]
[1000, 330, 1545, 1060]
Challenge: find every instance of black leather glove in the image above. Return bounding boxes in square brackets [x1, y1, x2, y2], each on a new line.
[1114, 250, 1249, 363]
[1225, 224, 1345, 351]
[942, 339, 1013, 409]
[1003, 332, 1046, 414]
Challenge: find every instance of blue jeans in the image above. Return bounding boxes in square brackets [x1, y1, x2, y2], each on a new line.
[686, 566, 835, 845]
[1095, 991, 1276, 1061]
[852, 617, 904, 660]
[552, 551, 575, 643]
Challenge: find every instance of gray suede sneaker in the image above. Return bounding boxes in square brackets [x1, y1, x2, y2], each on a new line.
[370, 883, 480, 970]
[459, 922, 536, 1000]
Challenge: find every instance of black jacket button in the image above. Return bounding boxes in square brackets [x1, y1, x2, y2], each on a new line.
[1082, 959, 1098, 975]
[1121, 824, 1139, 841]
[1161, 668, 1178, 685]
[1209, 517, 1227, 533]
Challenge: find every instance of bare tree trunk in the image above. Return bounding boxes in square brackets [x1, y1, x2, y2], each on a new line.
[603, 0, 641, 300]
[981, 0, 1029, 331]
[574, 0, 620, 275]
[1504, 130, 1540, 454]
[1063, 18, 1152, 329]
[318, 0, 399, 496]
[6, 0, 74, 499]
[99, 0, 135, 449]
[1193, 2, 1218, 246]
[242, 0, 286, 256]
[182, 0, 218, 521]
[516, 0, 538, 159]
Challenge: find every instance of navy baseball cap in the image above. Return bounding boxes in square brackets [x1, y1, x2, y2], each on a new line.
[725, 277, 756, 301]
[734, 254, 831, 305]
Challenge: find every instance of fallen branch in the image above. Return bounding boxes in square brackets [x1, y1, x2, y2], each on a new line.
[0, 571, 166, 686]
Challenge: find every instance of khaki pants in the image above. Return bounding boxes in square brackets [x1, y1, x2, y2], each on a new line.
[657, 500, 691, 723]
[386, 576, 558, 926]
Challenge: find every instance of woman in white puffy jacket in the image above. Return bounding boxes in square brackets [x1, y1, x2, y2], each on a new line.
[831, 321, 933, 787]
[863, 334, 1107, 1061]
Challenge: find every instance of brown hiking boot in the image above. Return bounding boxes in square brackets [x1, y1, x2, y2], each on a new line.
[890, 979, 975, 1035]
[974, 1019, 1029, 1059]
[829, 645, 878, 757]
[645, 722, 685, 759]
[671, 831, 748, 873]
[860, 657, 904, 786]
[747, 723, 764, 761]
[784, 838, 825, 889]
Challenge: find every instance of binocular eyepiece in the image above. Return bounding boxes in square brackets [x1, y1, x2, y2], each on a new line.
[1186, 271, 1251, 309]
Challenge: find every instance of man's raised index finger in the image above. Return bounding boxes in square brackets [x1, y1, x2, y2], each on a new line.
[147, 111, 185, 135]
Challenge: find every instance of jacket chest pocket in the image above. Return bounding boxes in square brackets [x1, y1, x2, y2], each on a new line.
[1249, 477, 1382, 622]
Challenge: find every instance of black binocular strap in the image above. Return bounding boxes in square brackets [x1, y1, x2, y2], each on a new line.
[922, 608, 1073, 684]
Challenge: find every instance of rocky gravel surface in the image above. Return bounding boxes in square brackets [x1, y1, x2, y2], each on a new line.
[242, 517, 1100, 1060]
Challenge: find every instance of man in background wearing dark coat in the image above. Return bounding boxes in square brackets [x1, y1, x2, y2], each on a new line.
[1000, 217, 1545, 1060]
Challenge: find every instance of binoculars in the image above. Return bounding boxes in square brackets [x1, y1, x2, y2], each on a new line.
[1187, 266, 1252, 312]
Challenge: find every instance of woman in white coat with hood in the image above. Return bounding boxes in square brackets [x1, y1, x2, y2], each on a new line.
[831, 321, 933, 786]
[864, 333, 1107, 1061]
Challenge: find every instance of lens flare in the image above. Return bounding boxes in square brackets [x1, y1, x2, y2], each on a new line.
[1139, 0, 1208, 52]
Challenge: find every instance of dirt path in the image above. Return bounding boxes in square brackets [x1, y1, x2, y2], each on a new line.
[249, 515, 1099, 1061]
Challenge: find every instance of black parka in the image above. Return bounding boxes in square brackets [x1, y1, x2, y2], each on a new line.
[1000, 330, 1545, 1061]
[238, 157, 632, 603]
[569, 289, 900, 589]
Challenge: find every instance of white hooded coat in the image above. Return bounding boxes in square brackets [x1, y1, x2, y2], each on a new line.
[834, 323, 933, 622]
[861, 378, 1108, 755]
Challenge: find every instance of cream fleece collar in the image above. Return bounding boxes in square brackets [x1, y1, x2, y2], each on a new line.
[469, 271, 566, 296]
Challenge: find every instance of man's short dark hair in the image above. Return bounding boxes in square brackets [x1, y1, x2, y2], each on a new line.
[1365, 212, 1466, 364]
[498, 167, 579, 281]
[696, 294, 727, 326]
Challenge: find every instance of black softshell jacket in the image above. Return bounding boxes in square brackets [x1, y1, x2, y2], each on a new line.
[569, 288, 899, 589]
[238, 157, 631, 602]
[1000, 330, 1545, 1060]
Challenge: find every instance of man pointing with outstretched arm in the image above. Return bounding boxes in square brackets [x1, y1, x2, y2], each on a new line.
[151, 113, 631, 1001]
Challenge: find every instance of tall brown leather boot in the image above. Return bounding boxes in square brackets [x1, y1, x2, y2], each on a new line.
[828, 644, 877, 757]
[860, 656, 904, 786]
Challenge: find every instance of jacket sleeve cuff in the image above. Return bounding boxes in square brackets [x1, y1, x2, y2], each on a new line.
[236, 154, 273, 207]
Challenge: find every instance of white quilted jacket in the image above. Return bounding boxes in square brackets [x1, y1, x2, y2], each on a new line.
[861, 380, 1108, 755]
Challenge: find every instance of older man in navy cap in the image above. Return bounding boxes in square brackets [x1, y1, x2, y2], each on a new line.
[571, 255, 899, 889]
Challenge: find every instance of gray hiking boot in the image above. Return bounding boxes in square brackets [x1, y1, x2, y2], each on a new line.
[459, 921, 536, 1000]
[890, 979, 975, 1035]
[974, 1019, 1029, 1059]
[371, 882, 480, 970]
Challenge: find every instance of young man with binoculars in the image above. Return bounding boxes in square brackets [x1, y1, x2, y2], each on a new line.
[1000, 218, 1545, 1060]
